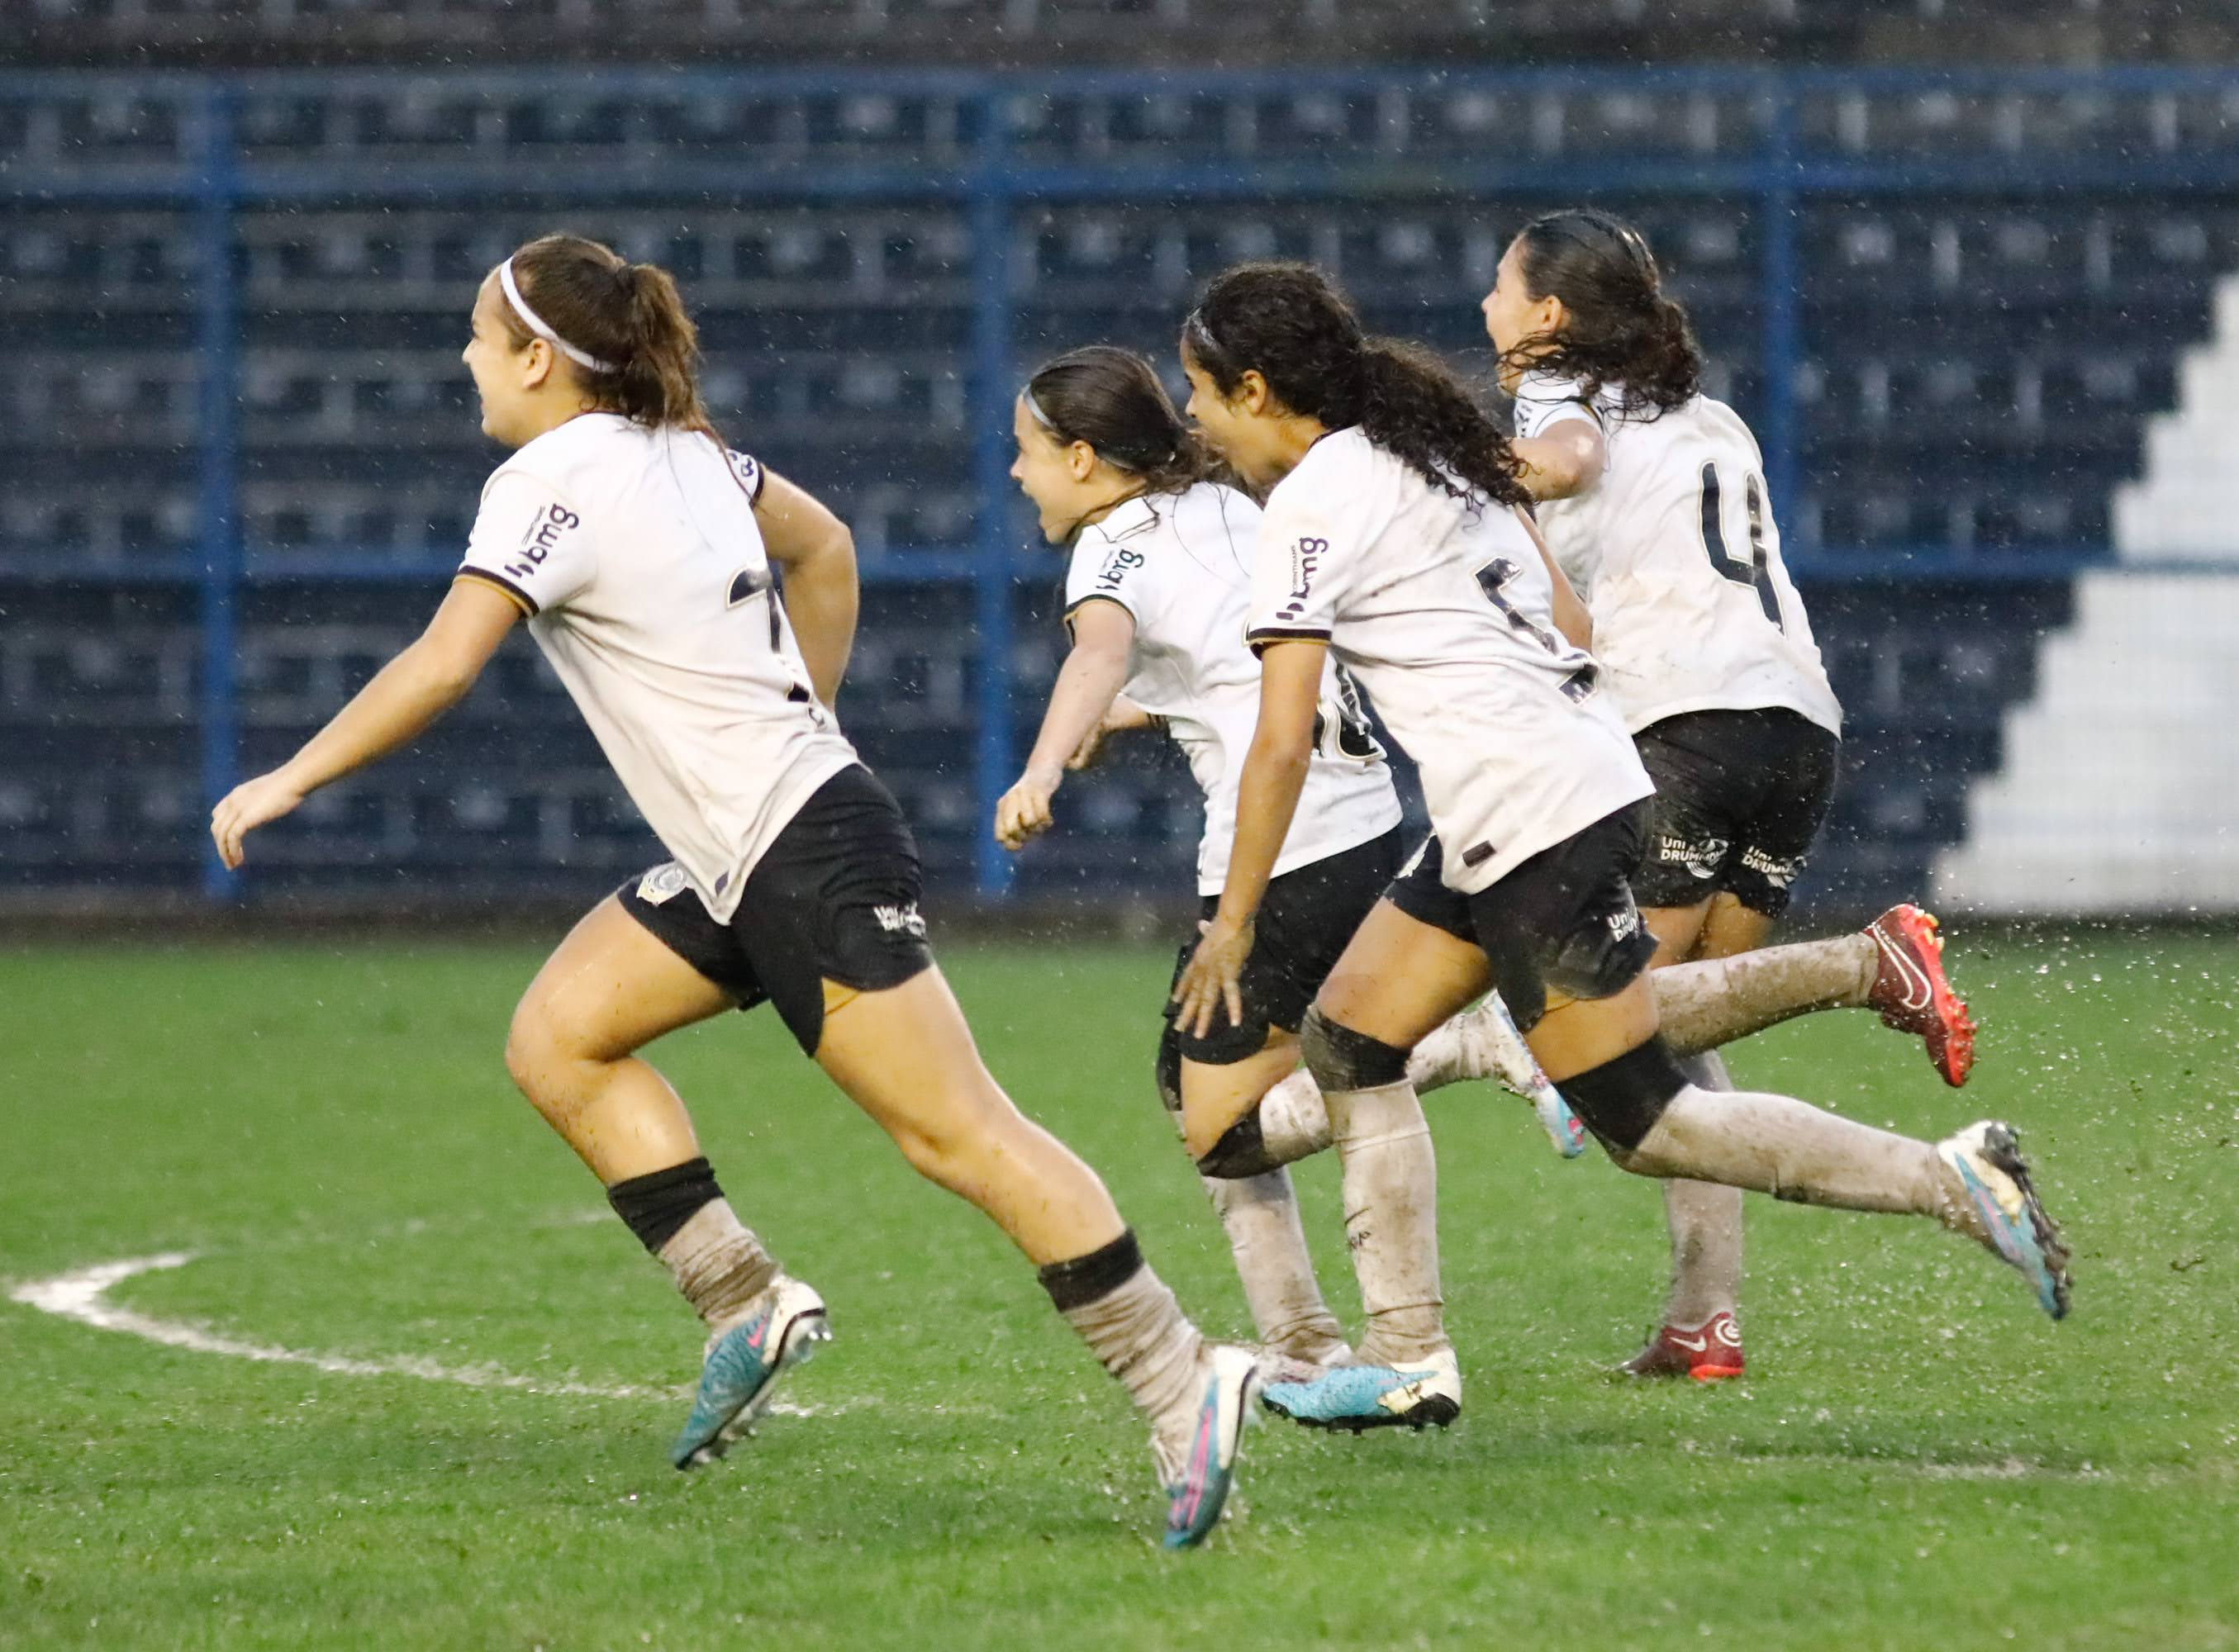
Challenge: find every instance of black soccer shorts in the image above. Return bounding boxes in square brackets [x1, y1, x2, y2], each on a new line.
[1383, 800, 1660, 1033]
[1628, 706, 1842, 919]
[1163, 826, 1406, 1066]
[619, 764, 934, 1056]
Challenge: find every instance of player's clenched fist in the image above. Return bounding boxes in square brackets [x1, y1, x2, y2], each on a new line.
[210, 770, 307, 869]
[993, 763, 1062, 851]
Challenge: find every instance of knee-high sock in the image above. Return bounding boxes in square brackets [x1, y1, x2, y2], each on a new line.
[1202, 1168, 1348, 1364]
[1041, 1233, 1206, 1450]
[1652, 933, 1879, 1058]
[1257, 1066, 1333, 1164]
[1406, 995, 1541, 1095]
[1326, 1079, 1445, 1368]
[1659, 1052, 1745, 1328]
[658, 1202, 781, 1333]
[1628, 1084, 1986, 1243]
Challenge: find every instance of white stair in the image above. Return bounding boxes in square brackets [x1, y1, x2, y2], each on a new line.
[1932, 573, 2239, 914]
[2112, 275, 2239, 559]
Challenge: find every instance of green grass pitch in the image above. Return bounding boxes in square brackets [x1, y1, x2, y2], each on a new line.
[2, 929, 2234, 1650]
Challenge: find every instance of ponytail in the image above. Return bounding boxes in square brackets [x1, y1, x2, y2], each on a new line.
[1500, 209, 1703, 419]
[1023, 344, 1224, 500]
[1187, 261, 1526, 510]
[496, 234, 709, 430]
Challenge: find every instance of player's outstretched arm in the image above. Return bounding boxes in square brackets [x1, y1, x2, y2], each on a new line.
[995, 596, 1136, 851]
[1509, 413, 1604, 501]
[754, 469, 858, 710]
[209, 580, 520, 868]
[1173, 638, 1323, 1037]
[1067, 694, 1155, 771]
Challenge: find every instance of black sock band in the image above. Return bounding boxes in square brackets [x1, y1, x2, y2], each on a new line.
[1037, 1228, 1143, 1313]
[606, 1156, 724, 1255]
[1560, 1036, 1691, 1155]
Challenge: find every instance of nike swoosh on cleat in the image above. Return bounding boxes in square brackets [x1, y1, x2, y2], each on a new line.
[1669, 1332, 1709, 1352]
[1873, 927, 1934, 1013]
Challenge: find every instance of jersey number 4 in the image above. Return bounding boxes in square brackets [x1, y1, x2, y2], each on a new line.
[1698, 463, 1786, 634]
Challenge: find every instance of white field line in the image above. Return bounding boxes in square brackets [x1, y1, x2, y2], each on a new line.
[8, 1252, 828, 1414]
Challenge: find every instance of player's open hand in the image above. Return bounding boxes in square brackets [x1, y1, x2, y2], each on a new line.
[1172, 910, 1255, 1039]
[993, 765, 1062, 852]
[210, 770, 307, 869]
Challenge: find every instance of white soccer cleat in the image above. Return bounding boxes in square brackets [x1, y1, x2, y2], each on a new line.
[1936, 1121, 2070, 1321]
[1156, 1343, 1262, 1550]
[1473, 995, 1588, 1158]
[669, 1274, 831, 1469]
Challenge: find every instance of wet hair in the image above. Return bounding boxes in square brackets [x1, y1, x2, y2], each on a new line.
[494, 233, 709, 430]
[1183, 261, 1526, 510]
[1022, 345, 1220, 497]
[1500, 208, 1704, 420]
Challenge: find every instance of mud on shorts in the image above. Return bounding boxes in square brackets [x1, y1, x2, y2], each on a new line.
[1382, 800, 1661, 1033]
[619, 764, 934, 1056]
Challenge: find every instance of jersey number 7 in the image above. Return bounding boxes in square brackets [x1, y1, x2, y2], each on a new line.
[1698, 462, 1786, 634]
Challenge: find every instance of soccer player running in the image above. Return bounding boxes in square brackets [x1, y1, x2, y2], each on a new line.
[993, 344, 1581, 1374]
[1484, 207, 1980, 1381]
[208, 234, 1257, 1549]
[991, 341, 1989, 1387]
[1170, 262, 2069, 1432]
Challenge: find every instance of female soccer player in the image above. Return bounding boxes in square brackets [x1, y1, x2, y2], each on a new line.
[1485, 207, 1980, 1380]
[1170, 262, 2069, 1431]
[991, 343, 1966, 1384]
[993, 344, 1575, 1371]
[207, 234, 1257, 1549]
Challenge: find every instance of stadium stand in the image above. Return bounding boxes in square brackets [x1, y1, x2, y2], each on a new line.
[2, 67, 2227, 910]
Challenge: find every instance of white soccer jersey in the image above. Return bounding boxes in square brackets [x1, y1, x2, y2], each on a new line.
[1247, 428, 1652, 897]
[1513, 371, 1843, 738]
[1064, 482, 1402, 895]
[457, 412, 858, 922]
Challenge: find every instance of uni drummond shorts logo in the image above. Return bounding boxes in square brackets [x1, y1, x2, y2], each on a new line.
[1605, 895, 1642, 942]
[872, 902, 927, 939]
[1656, 832, 1729, 880]
[1740, 844, 1808, 889]
[636, 862, 692, 905]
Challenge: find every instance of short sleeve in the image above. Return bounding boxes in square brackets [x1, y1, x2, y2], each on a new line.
[456, 469, 597, 616]
[1063, 525, 1158, 629]
[1511, 372, 1604, 442]
[725, 449, 768, 506]
[1246, 486, 1348, 652]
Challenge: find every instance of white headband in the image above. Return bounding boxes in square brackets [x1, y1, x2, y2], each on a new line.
[497, 256, 616, 375]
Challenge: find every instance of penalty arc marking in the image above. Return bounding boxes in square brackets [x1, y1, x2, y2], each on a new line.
[8, 1252, 825, 1415]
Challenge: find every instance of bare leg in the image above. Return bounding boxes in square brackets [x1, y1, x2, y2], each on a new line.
[504, 896, 778, 1330]
[813, 966, 1216, 1454]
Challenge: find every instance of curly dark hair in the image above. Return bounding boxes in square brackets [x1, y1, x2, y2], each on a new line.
[1022, 344, 1224, 498]
[1182, 261, 1527, 510]
[1500, 208, 1704, 420]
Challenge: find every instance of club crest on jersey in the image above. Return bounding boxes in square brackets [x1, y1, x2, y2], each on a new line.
[727, 565, 772, 606]
[635, 862, 692, 905]
[1657, 832, 1730, 880]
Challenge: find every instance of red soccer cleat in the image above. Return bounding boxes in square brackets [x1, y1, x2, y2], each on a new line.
[1619, 1311, 1746, 1381]
[1864, 904, 1976, 1088]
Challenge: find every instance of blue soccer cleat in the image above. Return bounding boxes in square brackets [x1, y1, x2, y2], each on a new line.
[1158, 1344, 1262, 1550]
[1937, 1121, 2071, 1321]
[670, 1275, 831, 1469]
[1261, 1346, 1461, 1433]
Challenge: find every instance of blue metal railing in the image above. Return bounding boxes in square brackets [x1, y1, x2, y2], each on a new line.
[7, 64, 2234, 900]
